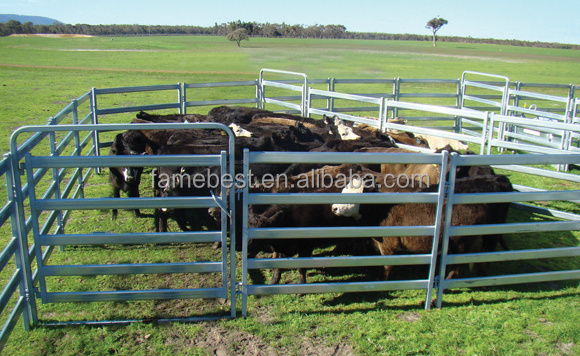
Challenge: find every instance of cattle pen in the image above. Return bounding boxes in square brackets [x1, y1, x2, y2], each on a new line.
[0, 69, 579, 350]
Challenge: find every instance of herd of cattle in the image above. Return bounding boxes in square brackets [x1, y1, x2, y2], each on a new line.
[108, 106, 513, 284]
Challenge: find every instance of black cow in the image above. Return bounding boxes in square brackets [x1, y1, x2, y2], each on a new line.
[108, 130, 152, 219]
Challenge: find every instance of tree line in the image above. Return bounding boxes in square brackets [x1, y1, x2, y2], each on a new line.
[1, 19, 577, 50]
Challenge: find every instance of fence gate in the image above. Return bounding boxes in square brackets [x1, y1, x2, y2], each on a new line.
[11, 123, 237, 324]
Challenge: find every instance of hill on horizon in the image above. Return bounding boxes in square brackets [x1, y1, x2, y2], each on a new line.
[0, 14, 62, 25]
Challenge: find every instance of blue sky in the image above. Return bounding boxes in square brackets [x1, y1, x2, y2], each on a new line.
[1, 0, 579, 44]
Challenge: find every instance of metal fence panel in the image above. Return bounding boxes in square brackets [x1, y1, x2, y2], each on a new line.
[8, 122, 237, 327]
[240, 149, 450, 316]
[435, 152, 580, 307]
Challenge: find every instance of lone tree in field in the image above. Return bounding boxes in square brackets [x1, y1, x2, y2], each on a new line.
[226, 28, 249, 47]
[425, 17, 448, 47]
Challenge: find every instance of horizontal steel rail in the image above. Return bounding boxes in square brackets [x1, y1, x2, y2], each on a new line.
[42, 262, 223, 276]
[444, 270, 580, 289]
[247, 192, 439, 206]
[247, 226, 435, 240]
[248, 151, 446, 164]
[247, 280, 430, 296]
[39, 231, 222, 246]
[43, 288, 226, 303]
[248, 254, 432, 269]
[94, 84, 181, 95]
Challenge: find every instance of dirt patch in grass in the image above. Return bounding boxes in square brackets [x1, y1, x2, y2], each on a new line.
[183, 321, 354, 356]
[556, 341, 575, 355]
[397, 312, 421, 323]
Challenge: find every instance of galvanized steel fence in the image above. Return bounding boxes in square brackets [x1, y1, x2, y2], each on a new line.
[0, 69, 579, 350]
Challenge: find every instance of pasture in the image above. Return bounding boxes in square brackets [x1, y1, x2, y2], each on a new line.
[0, 35, 579, 355]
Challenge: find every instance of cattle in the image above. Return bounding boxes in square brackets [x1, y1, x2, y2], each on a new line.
[361, 117, 466, 150]
[111, 107, 507, 288]
[245, 162, 437, 285]
[108, 130, 153, 220]
[328, 116, 361, 140]
[338, 119, 429, 148]
[415, 134, 469, 151]
[152, 143, 225, 232]
[234, 164, 362, 284]
[136, 111, 208, 123]
[207, 106, 321, 126]
[372, 174, 513, 280]
[330, 167, 428, 225]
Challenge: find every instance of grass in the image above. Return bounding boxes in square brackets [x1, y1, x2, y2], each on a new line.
[0, 35, 579, 355]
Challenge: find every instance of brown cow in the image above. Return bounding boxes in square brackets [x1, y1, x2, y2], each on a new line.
[373, 174, 513, 280]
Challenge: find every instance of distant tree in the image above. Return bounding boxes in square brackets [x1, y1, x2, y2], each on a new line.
[262, 23, 280, 37]
[226, 28, 249, 47]
[425, 17, 448, 47]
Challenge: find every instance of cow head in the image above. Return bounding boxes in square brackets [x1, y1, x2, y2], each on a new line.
[229, 123, 253, 138]
[334, 116, 360, 140]
[331, 177, 365, 219]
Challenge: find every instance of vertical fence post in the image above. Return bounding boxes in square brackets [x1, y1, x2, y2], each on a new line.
[325, 78, 331, 111]
[424, 150, 449, 309]
[378, 97, 385, 132]
[7, 151, 38, 326]
[393, 78, 400, 119]
[435, 152, 459, 308]
[90, 88, 101, 174]
[3, 153, 33, 333]
[178, 82, 184, 115]
[381, 98, 389, 133]
[481, 112, 491, 155]
[258, 72, 265, 110]
[255, 78, 261, 109]
[302, 84, 308, 117]
[562, 84, 575, 154]
[455, 78, 462, 133]
[47, 123, 65, 241]
[329, 78, 336, 113]
[71, 99, 85, 200]
[241, 148, 250, 317]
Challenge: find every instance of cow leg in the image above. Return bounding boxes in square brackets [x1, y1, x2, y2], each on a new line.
[446, 268, 460, 280]
[372, 237, 399, 280]
[298, 268, 307, 284]
[128, 184, 141, 217]
[155, 209, 169, 233]
[268, 251, 282, 285]
[297, 245, 315, 284]
[112, 188, 120, 220]
[175, 210, 192, 231]
[268, 269, 282, 285]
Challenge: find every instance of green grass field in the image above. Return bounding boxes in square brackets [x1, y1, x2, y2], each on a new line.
[0, 35, 579, 355]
